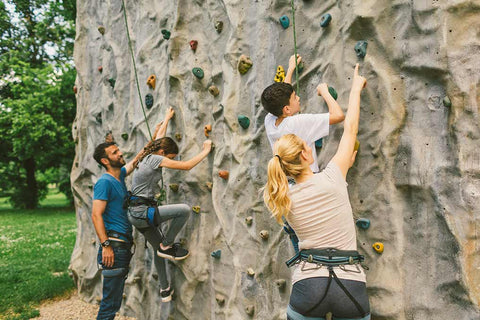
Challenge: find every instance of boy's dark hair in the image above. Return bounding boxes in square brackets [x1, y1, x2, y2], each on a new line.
[93, 142, 116, 168]
[261, 82, 294, 117]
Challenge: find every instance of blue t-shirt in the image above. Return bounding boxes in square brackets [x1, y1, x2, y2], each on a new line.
[93, 167, 132, 239]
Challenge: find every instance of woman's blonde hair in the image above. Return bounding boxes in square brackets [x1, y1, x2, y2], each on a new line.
[263, 134, 306, 224]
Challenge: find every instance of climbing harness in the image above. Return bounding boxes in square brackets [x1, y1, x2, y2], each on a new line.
[290, 0, 300, 93]
[121, 0, 152, 140]
[286, 248, 367, 317]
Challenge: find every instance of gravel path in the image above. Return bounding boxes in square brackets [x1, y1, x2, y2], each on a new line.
[36, 291, 136, 320]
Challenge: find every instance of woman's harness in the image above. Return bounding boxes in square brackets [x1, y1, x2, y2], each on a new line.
[286, 248, 368, 317]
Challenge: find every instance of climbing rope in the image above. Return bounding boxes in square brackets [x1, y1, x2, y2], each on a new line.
[290, 0, 300, 93]
[121, 0, 153, 140]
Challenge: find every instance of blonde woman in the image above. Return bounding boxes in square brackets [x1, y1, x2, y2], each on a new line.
[264, 65, 369, 320]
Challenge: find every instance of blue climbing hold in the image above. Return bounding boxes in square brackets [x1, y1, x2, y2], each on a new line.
[145, 93, 154, 109]
[279, 15, 290, 29]
[211, 249, 221, 259]
[356, 218, 370, 230]
[354, 40, 368, 58]
[315, 138, 323, 148]
[238, 115, 250, 129]
[320, 13, 332, 27]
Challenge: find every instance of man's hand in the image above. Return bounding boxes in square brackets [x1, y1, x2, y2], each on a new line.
[102, 246, 115, 267]
[288, 54, 302, 71]
[316, 83, 329, 96]
[352, 64, 367, 91]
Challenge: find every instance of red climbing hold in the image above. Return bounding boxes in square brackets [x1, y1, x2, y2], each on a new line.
[190, 40, 198, 52]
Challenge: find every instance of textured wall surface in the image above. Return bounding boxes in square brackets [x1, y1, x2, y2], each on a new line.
[70, 0, 480, 319]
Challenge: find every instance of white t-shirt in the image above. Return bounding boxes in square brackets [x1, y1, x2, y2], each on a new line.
[264, 113, 329, 173]
[287, 161, 366, 284]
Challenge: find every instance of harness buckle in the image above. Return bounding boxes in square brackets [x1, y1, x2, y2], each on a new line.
[349, 256, 354, 264]
[307, 254, 313, 263]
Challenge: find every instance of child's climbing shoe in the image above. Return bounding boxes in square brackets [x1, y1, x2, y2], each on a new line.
[160, 287, 174, 302]
[157, 243, 190, 261]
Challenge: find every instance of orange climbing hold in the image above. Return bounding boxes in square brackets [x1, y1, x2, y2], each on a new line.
[204, 124, 212, 137]
[147, 74, 156, 89]
[218, 170, 229, 180]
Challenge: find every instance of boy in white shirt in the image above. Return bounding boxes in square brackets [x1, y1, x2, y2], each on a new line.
[261, 55, 345, 173]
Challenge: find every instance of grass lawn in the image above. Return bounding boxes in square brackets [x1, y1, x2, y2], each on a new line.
[0, 190, 77, 320]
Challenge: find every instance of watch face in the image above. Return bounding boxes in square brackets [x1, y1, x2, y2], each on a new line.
[102, 240, 110, 247]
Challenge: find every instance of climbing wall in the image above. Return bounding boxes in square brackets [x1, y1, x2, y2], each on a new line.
[70, 0, 480, 319]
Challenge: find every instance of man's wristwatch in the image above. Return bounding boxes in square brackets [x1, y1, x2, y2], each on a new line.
[101, 240, 111, 247]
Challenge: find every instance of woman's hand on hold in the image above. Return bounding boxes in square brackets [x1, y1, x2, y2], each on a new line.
[203, 140, 213, 153]
[352, 64, 367, 91]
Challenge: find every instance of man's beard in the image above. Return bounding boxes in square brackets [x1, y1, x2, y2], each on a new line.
[109, 157, 125, 168]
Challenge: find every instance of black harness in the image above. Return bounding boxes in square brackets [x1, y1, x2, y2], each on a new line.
[286, 248, 367, 317]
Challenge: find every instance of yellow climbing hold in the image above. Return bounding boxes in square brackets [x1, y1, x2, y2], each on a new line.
[192, 206, 201, 214]
[274, 65, 285, 83]
[354, 139, 360, 151]
[372, 242, 384, 253]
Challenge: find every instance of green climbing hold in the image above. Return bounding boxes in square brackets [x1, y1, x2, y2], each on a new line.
[121, 133, 128, 140]
[108, 78, 116, 88]
[238, 115, 250, 129]
[443, 96, 452, 108]
[169, 184, 179, 192]
[328, 86, 338, 100]
[354, 40, 368, 58]
[98, 25, 105, 35]
[320, 13, 332, 27]
[356, 218, 370, 230]
[238, 55, 253, 74]
[315, 138, 323, 148]
[279, 15, 290, 29]
[211, 249, 221, 259]
[297, 61, 305, 73]
[161, 29, 171, 40]
[145, 93, 154, 109]
[215, 21, 223, 33]
[192, 67, 204, 79]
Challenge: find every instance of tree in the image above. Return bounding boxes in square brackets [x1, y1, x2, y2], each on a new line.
[0, 0, 76, 208]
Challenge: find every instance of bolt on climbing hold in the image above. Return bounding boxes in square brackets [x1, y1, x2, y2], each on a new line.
[145, 93, 154, 109]
[215, 294, 225, 306]
[192, 67, 204, 79]
[275, 279, 287, 290]
[247, 268, 255, 277]
[443, 96, 452, 108]
[204, 124, 212, 137]
[98, 66, 103, 73]
[73, 86, 77, 94]
[206, 181, 213, 191]
[328, 86, 338, 100]
[320, 13, 332, 27]
[219, 170, 229, 180]
[169, 184, 179, 192]
[208, 85, 220, 97]
[315, 138, 323, 148]
[211, 249, 221, 259]
[108, 78, 116, 88]
[245, 216, 253, 226]
[354, 40, 368, 58]
[238, 115, 250, 129]
[245, 305, 255, 317]
[372, 242, 384, 253]
[121, 133, 128, 140]
[215, 21, 223, 33]
[98, 25, 105, 35]
[238, 55, 253, 74]
[354, 139, 360, 151]
[355, 218, 370, 230]
[161, 29, 171, 40]
[147, 75, 156, 89]
[189, 40, 198, 51]
[279, 15, 290, 29]
[192, 206, 201, 214]
[175, 133, 182, 141]
[260, 230, 269, 240]
[274, 65, 285, 83]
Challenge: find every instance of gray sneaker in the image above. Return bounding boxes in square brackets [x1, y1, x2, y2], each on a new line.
[157, 243, 189, 261]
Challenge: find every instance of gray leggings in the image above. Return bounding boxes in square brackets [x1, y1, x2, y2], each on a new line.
[128, 203, 190, 289]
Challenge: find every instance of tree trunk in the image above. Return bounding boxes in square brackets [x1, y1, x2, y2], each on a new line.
[23, 157, 38, 209]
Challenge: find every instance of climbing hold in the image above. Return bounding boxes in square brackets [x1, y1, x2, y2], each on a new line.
[147, 74, 156, 89]
[328, 86, 338, 100]
[211, 249, 221, 259]
[297, 61, 305, 73]
[354, 139, 360, 152]
[169, 184, 179, 192]
[279, 15, 290, 29]
[192, 206, 201, 214]
[161, 29, 171, 40]
[98, 66, 103, 73]
[356, 218, 370, 230]
[275, 279, 287, 290]
[213, 104, 224, 120]
[247, 268, 255, 277]
[260, 230, 269, 240]
[245, 216, 253, 226]
[215, 294, 225, 306]
[73, 86, 77, 94]
[189, 40, 198, 51]
[215, 21, 223, 33]
[274, 66, 285, 83]
[175, 133, 182, 141]
[245, 305, 255, 317]
[145, 93, 154, 109]
[121, 133, 128, 141]
[315, 139, 323, 148]
[95, 113, 102, 124]
[98, 25, 105, 35]
[204, 124, 212, 137]
[108, 78, 116, 88]
[105, 132, 114, 143]
[179, 238, 187, 246]
[218, 170, 229, 180]
[372, 242, 384, 253]
[443, 96, 452, 108]
[238, 115, 250, 129]
[238, 55, 253, 74]
[208, 85, 220, 97]
[320, 13, 332, 27]
[206, 181, 213, 191]
[192, 67, 204, 79]
[354, 40, 368, 58]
